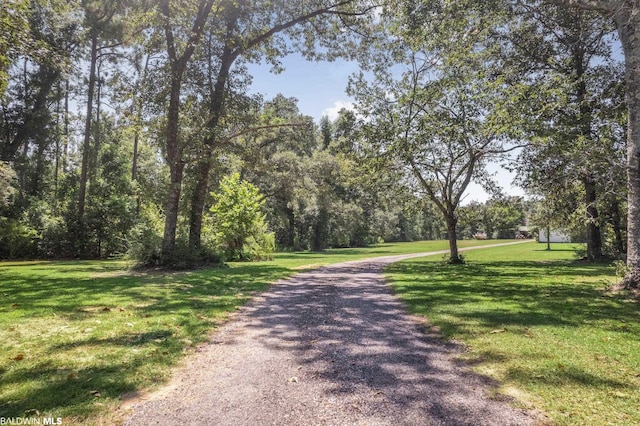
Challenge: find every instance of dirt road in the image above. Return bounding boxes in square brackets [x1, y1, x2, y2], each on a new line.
[123, 241, 536, 425]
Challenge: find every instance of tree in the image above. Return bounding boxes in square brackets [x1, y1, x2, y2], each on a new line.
[0, 0, 30, 96]
[183, 0, 378, 257]
[528, 196, 574, 250]
[458, 196, 526, 239]
[0, 162, 15, 206]
[352, 3, 517, 262]
[77, 0, 129, 252]
[153, 0, 375, 262]
[556, 0, 640, 285]
[500, 2, 623, 260]
[485, 196, 526, 238]
[157, 0, 217, 262]
[0, 1, 77, 163]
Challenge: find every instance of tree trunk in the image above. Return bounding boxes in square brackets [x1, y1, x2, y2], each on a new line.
[53, 81, 62, 210]
[446, 213, 461, 263]
[63, 78, 69, 172]
[312, 205, 329, 251]
[188, 151, 213, 249]
[187, 43, 234, 250]
[574, 42, 603, 261]
[161, 71, 185, 262]
[614, 8, 640, 286]
[583, 175, 603, 260]
[92, 64, 102, 181]
[609, 199, 625, 255]
[159, 0, 216, 264]
[78, 33, 97, 224]
[162, 160, 185, 261]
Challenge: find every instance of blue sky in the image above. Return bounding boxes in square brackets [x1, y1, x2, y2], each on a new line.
[246, 53, 526, 204]
[247, 55, 359, 121]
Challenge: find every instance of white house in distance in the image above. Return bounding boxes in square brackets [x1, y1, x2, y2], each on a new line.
[538, 229, 571, 243]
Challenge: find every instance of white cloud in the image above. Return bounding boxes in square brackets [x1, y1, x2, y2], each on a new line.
[322, 100, 355, 121]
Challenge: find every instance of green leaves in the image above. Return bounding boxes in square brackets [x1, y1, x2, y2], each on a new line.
[207, 173, 273, 261]
[0, 0, 30, 95]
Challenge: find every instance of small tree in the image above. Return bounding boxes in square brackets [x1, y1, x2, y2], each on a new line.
[352, 4, 517, 263]
[207, 173, 274, 261]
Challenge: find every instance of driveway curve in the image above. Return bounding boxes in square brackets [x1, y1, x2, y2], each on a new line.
[123, 241, 536, 425]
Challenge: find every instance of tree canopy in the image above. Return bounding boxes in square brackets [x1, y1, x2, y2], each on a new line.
[0, 0, 636, 285]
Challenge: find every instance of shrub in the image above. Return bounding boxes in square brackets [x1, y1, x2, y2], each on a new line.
[0, 217, 39, 259]
[126, 204, 164, 266]
[207, 173, 274, 261]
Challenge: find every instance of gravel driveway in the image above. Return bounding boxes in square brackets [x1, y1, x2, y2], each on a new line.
[123, 242, 536, 425]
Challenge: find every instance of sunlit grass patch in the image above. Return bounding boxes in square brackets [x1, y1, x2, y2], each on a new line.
[387, 242, 640, 425]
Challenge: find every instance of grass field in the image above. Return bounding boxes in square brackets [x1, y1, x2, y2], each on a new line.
[0, 239, 497, 424]
[2, 240, 637, 425]
[387, 242, 640, 426]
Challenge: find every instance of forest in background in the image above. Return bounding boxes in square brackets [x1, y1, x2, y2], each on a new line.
[0, 0, 630, 270]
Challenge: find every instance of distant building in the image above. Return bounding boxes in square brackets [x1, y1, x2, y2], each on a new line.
[538, 229, 571, 243]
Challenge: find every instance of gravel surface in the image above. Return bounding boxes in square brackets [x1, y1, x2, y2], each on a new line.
[123, 243, 537, 425]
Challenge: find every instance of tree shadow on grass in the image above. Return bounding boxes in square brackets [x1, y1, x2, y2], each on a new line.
[387, 258, 640, 415]
[1, 358, 147, 419]
[389, 260, 629, 330]
[507, 364, 629, 389]
[0, 262, 292, 418]
[0, 263, 291, 315]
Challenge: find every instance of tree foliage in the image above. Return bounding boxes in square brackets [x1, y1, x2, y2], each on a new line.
[552, 0, 640, 286]
[0, 0, 634, 278]
[207, 173, 274, 261]
[499, 2, 625, 260]
[351, 1, 517, 262]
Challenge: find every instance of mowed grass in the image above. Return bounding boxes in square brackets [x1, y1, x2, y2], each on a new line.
[270, 238, 506, 269]
[0, 239, 502, 423]
[387, 242, 640, 426]
[0, 260, 292, 424]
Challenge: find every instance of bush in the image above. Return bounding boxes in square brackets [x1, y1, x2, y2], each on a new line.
[39, 214, 74, 258]
[127, 220, 163, 266]
[126, 204, 164, 266]
[207, 173, 274, 262]
[241, 232, 275, 261]
[611, 260, 640, 290]
[0, 217, 39, 259]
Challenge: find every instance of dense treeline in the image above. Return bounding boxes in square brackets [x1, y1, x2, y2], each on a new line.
[0, 1, 635, 280]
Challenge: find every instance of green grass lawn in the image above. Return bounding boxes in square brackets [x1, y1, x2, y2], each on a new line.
[0, 239, 500, 424]
[387, 242, 640, 426]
